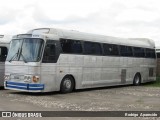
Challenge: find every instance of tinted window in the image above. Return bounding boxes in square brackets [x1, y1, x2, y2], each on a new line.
[120, 45, 133, 57]
[0, 47, 7, 62]
[60, 39, 82, 54]
[103, 44, 119, 56]
[146, 48, 156, 58]
[42, 40, 60, 63]
[151, 49, 156, 58]
[84, 41, 102, 55]
[157, 53, 160, 58]
[133, 47, 145, 57]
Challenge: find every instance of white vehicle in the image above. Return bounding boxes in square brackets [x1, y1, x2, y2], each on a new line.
[4, 28, 156, 93]
[156, 48, 160, 76]
[0, 35, 11, 86]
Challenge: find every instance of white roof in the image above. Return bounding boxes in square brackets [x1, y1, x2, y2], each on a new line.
[0, 35, 12, 44]
[156, 47, 160, 53]
[26, 28, 155, 49]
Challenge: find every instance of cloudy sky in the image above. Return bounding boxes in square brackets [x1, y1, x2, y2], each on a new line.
[0, 0, 160, 47]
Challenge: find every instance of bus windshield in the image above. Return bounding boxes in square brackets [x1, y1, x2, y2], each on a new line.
[6, 38, 44, 62]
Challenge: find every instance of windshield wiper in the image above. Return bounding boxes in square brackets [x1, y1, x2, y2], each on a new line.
[9, 48, 27, 63]
[18, 48, 27, 63]
[19, 53, 27, 63]
[8, 49, 20, 62]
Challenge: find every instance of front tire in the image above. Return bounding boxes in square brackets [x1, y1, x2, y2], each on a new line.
[133, 74, 141, 86]
[60, 76, 74, 93]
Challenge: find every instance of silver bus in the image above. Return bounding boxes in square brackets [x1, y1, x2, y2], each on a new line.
[4, 28, 156, 93]
[0, 35, 11, 86]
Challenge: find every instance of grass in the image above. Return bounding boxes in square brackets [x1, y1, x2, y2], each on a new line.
[144, 77, 160, 87]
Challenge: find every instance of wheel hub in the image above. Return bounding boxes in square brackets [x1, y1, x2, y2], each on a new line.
[135, 76, 140, 84]
[64, 79, 71, 89]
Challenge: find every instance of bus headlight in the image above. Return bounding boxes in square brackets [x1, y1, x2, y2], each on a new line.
[24, 75, 32, 83]
[32, 76, 39, 83]
[4, 75, 10, 80]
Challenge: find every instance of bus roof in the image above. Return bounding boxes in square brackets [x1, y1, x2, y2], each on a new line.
[25, 28, 155, 49]
[0, 35, 12, 44]
[156, 48, 160, 53]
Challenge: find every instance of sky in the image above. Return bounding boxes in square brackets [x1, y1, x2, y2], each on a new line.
[0, 0, 160, 47]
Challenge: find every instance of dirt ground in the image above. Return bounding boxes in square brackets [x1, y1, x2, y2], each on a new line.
[0, 85, 160, 120]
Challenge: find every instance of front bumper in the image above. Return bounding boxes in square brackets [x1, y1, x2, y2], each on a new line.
[5, 81, 44, 91]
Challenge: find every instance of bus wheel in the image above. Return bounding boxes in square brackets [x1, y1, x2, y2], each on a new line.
[60, 76, 74, 93]
[133, 73, 141, 86]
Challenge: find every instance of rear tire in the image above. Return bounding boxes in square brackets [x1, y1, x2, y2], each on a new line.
[133, 74, 141, 86]
[60, 76, 74, 93]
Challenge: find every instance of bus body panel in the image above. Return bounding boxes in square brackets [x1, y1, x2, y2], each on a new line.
[5, 55, 156, 92]
[40, 63, 58, 92]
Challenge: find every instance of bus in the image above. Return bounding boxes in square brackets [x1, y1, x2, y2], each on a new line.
[0, 35, 11, 87]
[156, 48, 160, 76]
[4, 28, 156, 93]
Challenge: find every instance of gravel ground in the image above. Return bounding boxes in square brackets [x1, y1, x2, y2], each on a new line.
[0, 85, 160, 120]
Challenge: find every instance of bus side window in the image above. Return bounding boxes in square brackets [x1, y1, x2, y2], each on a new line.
[120, 46, 133, 57]
[60, 39, 82, 54]
[84, 41, 102, 55]
[42, 40, 60, 63]
[0, 47, 8, 62]
[157, 53, 160, 58]
[133, 47, 145, 58]
[145, 48, 156, 59]
[103, 43, 119, 56]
